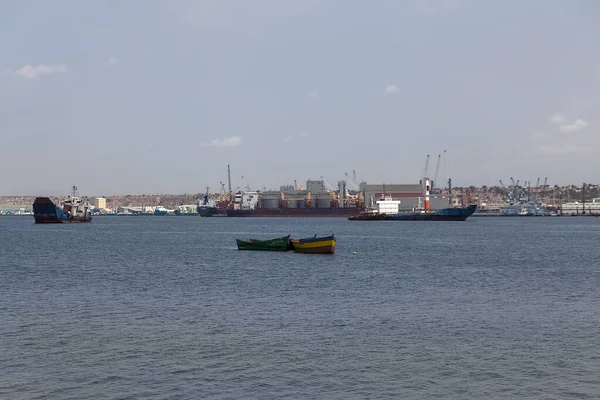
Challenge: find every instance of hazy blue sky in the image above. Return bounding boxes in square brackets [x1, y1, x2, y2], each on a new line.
[1, 0, 599, 195]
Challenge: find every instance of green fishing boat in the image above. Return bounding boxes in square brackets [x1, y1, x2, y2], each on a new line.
[235, 235, 292, 251]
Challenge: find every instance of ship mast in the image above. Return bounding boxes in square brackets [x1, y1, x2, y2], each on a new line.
[443, 150, 452, 206]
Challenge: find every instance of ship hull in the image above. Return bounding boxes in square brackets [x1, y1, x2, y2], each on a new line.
[32, 197, 92, 224]
[348, 205, 477, 221]
[291, 235, 336, 254]
[198, 206, 222, 217]
[236, 236, 292, 251]
[34, 215, 92, 223]
[226, 208, 363, 217]
[226, 209, 255, 217]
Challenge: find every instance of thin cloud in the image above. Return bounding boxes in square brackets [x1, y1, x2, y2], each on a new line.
[107, 57, 118, 66]
[559, 118, 588, 134]
[12, 64, 67, 79]
[384, 84, 398, 94]
[208, 136, 243, 147]
[549, 113, 564, 124]
[308, 90, 319, 99]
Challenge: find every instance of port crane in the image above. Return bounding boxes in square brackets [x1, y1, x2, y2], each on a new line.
[218, 182, 230, 203]
[503, 177, 529, 205]
[432, 154, 441, 191]
[241, 176, 251, 191]
[320, 176, 336, 191]
[344, 171, 360, 191]
[421, 154, 430, 188]
[344, 173, 353, 189]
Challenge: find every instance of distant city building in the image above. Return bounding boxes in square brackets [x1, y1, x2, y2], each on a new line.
[561, 198, 600, 214]
[94, 197, 107, 209]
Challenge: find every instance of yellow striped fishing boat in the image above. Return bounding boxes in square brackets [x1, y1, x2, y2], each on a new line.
[291, 234, 336, 254]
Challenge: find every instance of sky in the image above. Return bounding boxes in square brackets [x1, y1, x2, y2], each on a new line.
[1, 0, 599, 196]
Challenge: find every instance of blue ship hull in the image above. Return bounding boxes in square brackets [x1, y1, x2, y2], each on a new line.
[33, 197, 92, 223]
[197, 206, 220, 217]
[349, 204, 477, 221]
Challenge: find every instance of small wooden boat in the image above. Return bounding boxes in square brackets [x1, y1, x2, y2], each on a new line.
[235, 235, 292, 251]
[290, 234, 336, 254]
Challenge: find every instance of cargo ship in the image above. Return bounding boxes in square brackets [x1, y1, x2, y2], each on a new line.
[224, 185, 365, 217]
[207, 165, 365, 217]
[197, 188, 225, 217]
[348, 177, 477, 221]
[32, 186, 92, 223]
[348, 201, 477, 221]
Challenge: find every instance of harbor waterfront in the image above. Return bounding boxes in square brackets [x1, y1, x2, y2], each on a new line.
[3, 170, 599, 218]
[1, 216, 599, 398]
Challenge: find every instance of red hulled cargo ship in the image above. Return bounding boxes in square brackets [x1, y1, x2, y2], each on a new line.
[204, 165, 365, 218]
[222, 190, 365, 218]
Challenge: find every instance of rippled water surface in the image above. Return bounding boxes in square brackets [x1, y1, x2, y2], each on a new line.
[1, 216, 600, 399]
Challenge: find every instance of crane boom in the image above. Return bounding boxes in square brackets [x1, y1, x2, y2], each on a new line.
[241, 176, 250, 191]
[320, 176, 335, 191]
[422, 154, 430, 179]
[219, 182, 228, 201]
[344, 172, 358, 191]
[432, 154, 441, 189]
